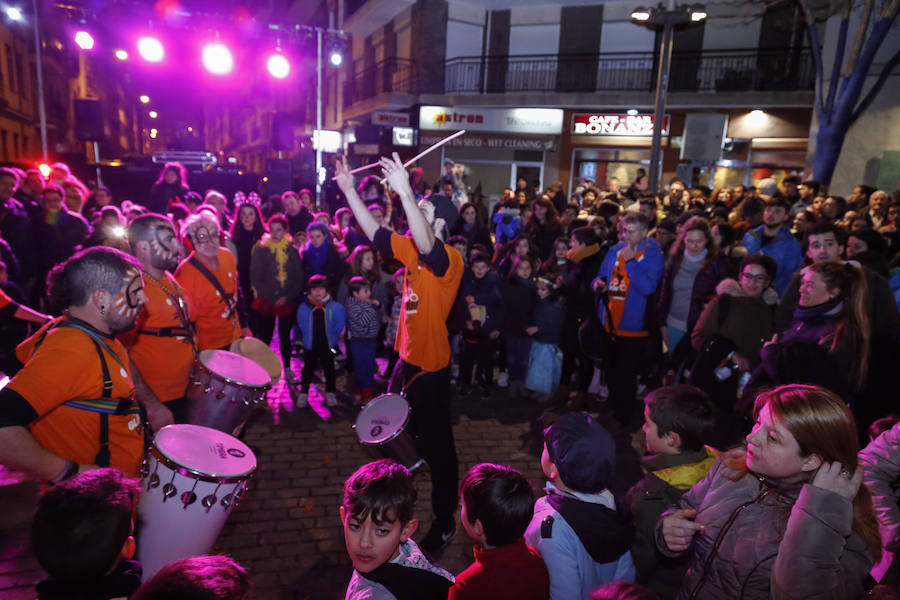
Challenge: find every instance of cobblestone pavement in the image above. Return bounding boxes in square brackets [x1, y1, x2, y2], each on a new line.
[0, 352, 643, 600]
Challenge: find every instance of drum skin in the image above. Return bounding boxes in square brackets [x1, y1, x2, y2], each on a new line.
[137, 424, 257, 581]
[354, 394, 421, 470]
[186, 350, 271, 436]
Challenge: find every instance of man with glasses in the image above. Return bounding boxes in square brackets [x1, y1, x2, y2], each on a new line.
[741, 196, 801, 295]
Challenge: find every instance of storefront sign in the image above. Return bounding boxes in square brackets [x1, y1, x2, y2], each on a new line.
[420, 106, 563, 134]
[392, 127, 415, 147]
[373, 111, 410, 126]
[419, 132, 555, 151]
[572, 113, 670, 136]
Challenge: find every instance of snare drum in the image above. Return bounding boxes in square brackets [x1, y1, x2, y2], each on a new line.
[353, 393, 422, 470]
[137, 424, 257, 581]
[186, 349, 271, 436]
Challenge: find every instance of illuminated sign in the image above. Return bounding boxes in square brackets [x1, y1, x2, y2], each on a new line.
[419, 106, 563, 134]
[392, 127, 414, 147]
[572, 113, 670, 136]
[374, 111, 410, 126]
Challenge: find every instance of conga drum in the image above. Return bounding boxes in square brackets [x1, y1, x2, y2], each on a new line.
[186, 350, 271, 436]
[137, 424, 257, 580]
[353, 393, 423, 470]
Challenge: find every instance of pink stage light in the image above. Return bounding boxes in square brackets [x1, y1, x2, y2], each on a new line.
[74, 31, 94, 50]
[202, 42, 234, 75]
[137, 36, 164, 62]
[266, 53, 290, 79]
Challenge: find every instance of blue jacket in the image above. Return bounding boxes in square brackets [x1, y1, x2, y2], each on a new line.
[594, 238, 665, 334]
[532, 298, 564, 344]
[741, 225, 802, 295]
[294, 297, 345, 349]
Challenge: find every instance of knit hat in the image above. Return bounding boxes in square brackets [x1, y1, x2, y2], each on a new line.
[544, 412, 615, 493]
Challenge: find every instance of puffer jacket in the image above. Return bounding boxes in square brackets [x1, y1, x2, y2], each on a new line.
[655, 458, 874, 600]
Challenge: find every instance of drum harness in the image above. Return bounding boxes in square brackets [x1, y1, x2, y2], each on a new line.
[187, 255, 240, 334]
[138, 270, 197, 357]
[33, 317, 148, 468]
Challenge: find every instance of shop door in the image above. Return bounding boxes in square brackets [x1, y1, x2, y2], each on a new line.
[515, 165, 543, 191]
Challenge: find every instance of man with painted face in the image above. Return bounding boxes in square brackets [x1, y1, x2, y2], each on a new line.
[336, 153, 464, 561]
[122, 213, 196, 428]
[0, 247, 148, 481]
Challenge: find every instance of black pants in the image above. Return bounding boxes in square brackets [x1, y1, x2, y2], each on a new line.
[257, 313, 294, 368]
[458, 337, 493, 386]
[607, 336, 646, 429]
[300, 346, 336, 392]
[389, 360, 458, 524]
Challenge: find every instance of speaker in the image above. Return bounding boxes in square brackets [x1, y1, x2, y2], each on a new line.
[680, 113, 728, 162]
[74, 99, 103, 141]
[265, 158, 293, 195]
[272, 112, 296, 151]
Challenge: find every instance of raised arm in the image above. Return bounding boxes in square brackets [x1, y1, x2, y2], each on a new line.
[334, 158, 380, 242]
[380, 153, 436, 255]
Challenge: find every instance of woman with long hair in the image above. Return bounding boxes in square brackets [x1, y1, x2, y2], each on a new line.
[450, 201, 492, 250]
[337, 244, 390, 311]
[149, 162, 189, 214]
[230, 201, 266, 336]
[494, 234, 538, 280]
[526, 196, 564, 262]
[659, 384, 880, 600]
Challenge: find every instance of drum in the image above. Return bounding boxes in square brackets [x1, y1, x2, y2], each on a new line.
[230, 336, 282, 383]
[353, 393, 422, 470]
[137, 424, 256, 581]
[186, 350, 271, 436]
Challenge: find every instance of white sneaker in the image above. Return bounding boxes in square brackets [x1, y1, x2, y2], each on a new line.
[295, 392, 308, 408]
[497, 372, 509, 388]
[326, 392, 339, 407]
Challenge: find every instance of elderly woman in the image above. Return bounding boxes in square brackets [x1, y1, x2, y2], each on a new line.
[659, 384, 881, 600]
[175, 211, 248, 351]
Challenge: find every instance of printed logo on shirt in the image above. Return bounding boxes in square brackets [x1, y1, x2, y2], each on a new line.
[405, 287, 419, 315]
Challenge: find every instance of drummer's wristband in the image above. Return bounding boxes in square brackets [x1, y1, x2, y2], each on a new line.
[51, 460, 78, 484]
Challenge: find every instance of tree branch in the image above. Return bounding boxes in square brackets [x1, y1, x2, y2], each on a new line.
[849, 47, 900, 124]
[826, 15, 849, 113]
[800, 0, 827, 117]
[844, 0, 873, 78]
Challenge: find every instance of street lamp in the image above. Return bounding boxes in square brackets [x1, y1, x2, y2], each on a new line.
[631, 1, 707, 193]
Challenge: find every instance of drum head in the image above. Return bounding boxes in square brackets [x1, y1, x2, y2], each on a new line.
[153, 424, 257, 477]
[232, 337, 282, 381]
[355, 394, 410, 444]
[199, 349, 271, 388]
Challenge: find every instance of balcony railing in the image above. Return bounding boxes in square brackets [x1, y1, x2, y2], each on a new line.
[444, 48, 814, 94]
[343, 57, 417, 106]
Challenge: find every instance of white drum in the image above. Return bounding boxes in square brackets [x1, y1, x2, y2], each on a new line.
[137, 424, 257, 581]
[186, 349, 271, 436]
[353, 393, 422, 470]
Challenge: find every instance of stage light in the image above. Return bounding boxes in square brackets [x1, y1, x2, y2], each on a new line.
[6, 7, 22, 21]
[139, 95, 150, 104]
[38, 163, 51, 178]
[74, 31, 94, 50]
[149, 110, 158, 119]
[329, 51, 342, 66]
[202, 42, 234, 75]
[149, 128, 158, 139]
[267, 53, 290, 79]
[137, 36, 164, 62]
[115, 49, 128, 60]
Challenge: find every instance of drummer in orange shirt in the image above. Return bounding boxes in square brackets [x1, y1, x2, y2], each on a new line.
[0, 247, 148, 481]
[175, 211, 250, 351]
[122, 213, 196, 428]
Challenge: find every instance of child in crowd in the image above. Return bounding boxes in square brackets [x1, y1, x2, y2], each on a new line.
[346, 275, 381, 405]
[449, 463, 550, 600]
[458, 253, 501, 398]
[524, 277, 564, 402]
[31, 468, 143, 600]
[499, 256, 537, 399]
[294, 274, 346, 408]
[341, 459, 454, 600]
[383, 268, 405, 379]
[525, 412, 635, 600]
[131, 555, 251, 600]
[623, 385, 716, 598]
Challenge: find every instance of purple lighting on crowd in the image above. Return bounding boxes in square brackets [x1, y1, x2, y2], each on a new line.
[74, 31, 94, 50]
[266, 53, 290, 79]
[137, 36, 164, 62]
[202, 42, 234, 75]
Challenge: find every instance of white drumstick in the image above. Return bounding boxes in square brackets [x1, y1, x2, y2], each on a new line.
[380, 129, 467, 184]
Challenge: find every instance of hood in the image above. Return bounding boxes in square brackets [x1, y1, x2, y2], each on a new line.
[545, 489, 633, 563]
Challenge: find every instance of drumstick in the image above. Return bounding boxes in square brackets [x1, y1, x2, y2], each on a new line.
[379, 129, 467, 184]
[330, 161, 381, 181]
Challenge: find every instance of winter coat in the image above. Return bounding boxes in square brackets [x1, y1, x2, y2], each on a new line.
[450, 221, 493, 251]
[461, 270, 502, 334]
[691, 279, 776, 366]
[499, 276, 537, 336]
[525, 484, 636, 600]
[741, 225, 802, 295]
[657, 252, 733, 333]
[294, 297, 345, 349]
[527, 220, 565, 263]
[532, 298, 564, 345]
[859, 421, 900, 585]
[625, 448, 717, 598]
[656, 458, 874, 600]
[148, 181, 188, 214]
[250, 239, 304, 303]
[595, 238, 665, 334]
[300, 242, 346, 297]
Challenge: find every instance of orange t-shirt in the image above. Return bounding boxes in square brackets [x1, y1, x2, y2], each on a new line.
[122, 272, 195, 402]
[391, 235, 463, 372]
[11, 317, 144, 476]
[175, 248, 241, 351]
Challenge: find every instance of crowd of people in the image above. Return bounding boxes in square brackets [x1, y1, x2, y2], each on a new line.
[0, 155, 900, 599]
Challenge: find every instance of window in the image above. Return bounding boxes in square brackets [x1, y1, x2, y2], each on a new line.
[5, 45, 14, 92]
[15, 51, 24, 98]
[13, 132, 19, 156]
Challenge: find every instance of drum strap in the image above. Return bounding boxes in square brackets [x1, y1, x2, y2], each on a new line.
[141, 270, 197, 357]
[138, 326, 193, 337]
[188, 256, 237, 322]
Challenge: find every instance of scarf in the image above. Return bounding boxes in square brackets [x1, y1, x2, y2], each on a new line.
[45, 209, 61, 226]
[566, 243, 601, 264]
[262, 235, 292, 287]
[304, 239, 329, 275]
[793, 295, 843, 322]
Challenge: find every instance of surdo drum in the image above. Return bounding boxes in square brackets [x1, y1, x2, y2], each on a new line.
[137, 424, 257, 580]
[353, 393, 423, 470]
[186, 349, 271, 436]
